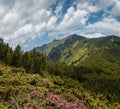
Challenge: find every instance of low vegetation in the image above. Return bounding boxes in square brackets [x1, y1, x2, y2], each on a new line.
[0, 38, 120, 108]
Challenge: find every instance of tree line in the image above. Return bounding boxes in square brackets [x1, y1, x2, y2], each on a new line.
[0, 38, 46, 74]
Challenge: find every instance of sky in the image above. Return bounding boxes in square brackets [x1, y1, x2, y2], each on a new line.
[0, 0, 120, 51]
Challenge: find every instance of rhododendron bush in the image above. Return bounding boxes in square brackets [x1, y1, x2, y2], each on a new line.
[0, 64, 120, 109]
[1, 89, 87, 109]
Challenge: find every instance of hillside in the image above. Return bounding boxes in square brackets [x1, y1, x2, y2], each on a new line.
[0, 63, 120, 109]
[0, 37, 120, 108]
[0, 63, 88, 109]
[36, 35, 120, 65]
[36, 34, 120, 78]
[35, 34, 85, 61]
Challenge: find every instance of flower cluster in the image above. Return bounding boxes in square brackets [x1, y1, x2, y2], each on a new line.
[57, 100, 70, 109]
[32, 89, 39, 95]
[0, 89, 87, 109]
[42, 90, 86, 109]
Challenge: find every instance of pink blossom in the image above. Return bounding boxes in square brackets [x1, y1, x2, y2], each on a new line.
[54, 95, 59, 99]
[65, 103, 70, 109]
[52, 100, 56, 104]
[42, 100, 46, 105]
[63, 100, 68, 103]
[57, 102, 64, 108]
[72, 103, 77, 107]
[33, 89, 39, 95]
[27, 102, 31, 106]
[33, 104, 38, 109]
[50, 94, 59, 102]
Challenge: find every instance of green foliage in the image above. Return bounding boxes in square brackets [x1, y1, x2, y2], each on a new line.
[0, 63, 88, 109]
[0, 63, 120, 108]
[0, 38, 120, 108]
[0, 40, 46, 74]
[0, 39, 13, 65]
[11, 45, 22, 67]
[0, 64, 119, 109]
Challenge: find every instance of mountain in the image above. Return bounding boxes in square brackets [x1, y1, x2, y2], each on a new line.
[35, 34, 85, 57]
[36, 34, 86, 62]
[0, 37, 120, 108]
[36, 34, 120, 66]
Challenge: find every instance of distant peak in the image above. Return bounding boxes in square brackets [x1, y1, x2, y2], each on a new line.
[66, 34, 86, 39]
[53, 39, 59, 42]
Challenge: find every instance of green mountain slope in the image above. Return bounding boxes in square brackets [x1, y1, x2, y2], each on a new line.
[36, 34, 86, 62]
[0, 62, 120, 109]
[0, 37, 120, 108]
[36, 35, 120, 66]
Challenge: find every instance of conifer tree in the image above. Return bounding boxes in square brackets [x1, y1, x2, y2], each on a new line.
[11, 45, 22, 67]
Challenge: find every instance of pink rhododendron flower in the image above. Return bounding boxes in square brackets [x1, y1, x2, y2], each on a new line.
[42, 100, 46, 105]
[72, 103, 77, 107]
[33, 89, 39, 95]
[63, 100, 68, 103]
[33, 104, 38, 109]
[65, 103, 70, 109]
[57, 102, 64, 108]
[27, 102, 31, 106]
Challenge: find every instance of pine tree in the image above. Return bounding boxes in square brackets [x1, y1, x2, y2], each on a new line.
[11, 45, 22, 67]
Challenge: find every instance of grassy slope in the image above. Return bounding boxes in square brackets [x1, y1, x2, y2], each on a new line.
[36, 35, 120, 66]
[36, 38, 66, 56]
[60, 36, 120, 65]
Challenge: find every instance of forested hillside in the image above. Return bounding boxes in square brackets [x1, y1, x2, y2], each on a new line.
[0, 38, 120, 109]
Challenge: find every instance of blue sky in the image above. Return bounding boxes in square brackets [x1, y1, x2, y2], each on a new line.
[0, 0, 120, 51]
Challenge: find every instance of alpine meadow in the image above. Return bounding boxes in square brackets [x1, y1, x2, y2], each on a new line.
[0, 0, 120, 109]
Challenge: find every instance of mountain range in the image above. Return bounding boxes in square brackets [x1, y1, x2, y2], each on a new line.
[35, 34, 120, 67]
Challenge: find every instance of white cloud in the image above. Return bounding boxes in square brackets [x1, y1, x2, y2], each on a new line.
[63, 7, 75, 21]
[0, 7, 5, 18]
[86, 17, 120, 36]
[82, 33, 105, 38]
[77, 1, 99, 13]
[96, 0, 114, 10]
[57, 7, 88, 31]
[3, 11, 19, 25]
[0, 0, 57, 48]
[14, 23, 33, 38]
[0, 0, 120, 50]
[47, 16, 57, 30]
[96, 0, 120, 16]
[110, 0, 120, 16]
[35, 22, 46, 32]
[54, 0, 66, 16]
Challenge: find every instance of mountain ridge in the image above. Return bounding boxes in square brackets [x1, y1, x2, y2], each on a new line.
[35, 34, 120, 65]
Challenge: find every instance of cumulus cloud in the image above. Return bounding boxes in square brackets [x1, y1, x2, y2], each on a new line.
[56, 6, 88, 32]
[86, 17, 120, 35]
[0, 0, 57, 48]
[0, 0, 120, 50]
